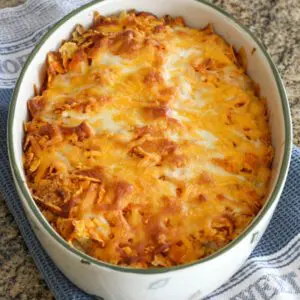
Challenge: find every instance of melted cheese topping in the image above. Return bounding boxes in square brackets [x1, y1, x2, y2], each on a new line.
[23, 11, 273, 268]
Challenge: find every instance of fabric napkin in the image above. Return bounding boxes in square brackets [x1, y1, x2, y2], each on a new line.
[1, 1, 300, 299]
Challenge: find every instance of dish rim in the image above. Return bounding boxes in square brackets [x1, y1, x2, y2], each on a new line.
[7, 0, 292, 274]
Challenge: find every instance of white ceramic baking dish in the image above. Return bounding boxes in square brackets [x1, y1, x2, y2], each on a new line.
[7, 0, 292, 299]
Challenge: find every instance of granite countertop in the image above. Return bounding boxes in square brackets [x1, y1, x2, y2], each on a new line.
[0, 0, 299, 299]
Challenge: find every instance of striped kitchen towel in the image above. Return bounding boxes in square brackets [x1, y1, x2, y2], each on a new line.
[0, 1, 299, 299]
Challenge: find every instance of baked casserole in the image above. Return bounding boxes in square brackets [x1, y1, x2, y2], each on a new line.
[23, 11, 273, 268]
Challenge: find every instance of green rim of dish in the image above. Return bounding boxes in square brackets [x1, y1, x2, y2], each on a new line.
[7, 0, 292, 274]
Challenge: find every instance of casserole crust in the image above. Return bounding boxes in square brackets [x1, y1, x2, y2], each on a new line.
[23, 11, 273, 268]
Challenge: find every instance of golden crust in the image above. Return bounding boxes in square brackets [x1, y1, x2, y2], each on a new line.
[23, 10, 273, 268]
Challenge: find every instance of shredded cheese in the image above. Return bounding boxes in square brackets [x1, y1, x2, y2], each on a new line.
[23, 11, 273, 268]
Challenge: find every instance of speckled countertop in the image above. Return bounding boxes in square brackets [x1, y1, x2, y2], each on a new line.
[0, 0, 299, 299]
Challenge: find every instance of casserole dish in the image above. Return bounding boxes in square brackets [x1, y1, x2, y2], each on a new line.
[8, 0, 292, 299]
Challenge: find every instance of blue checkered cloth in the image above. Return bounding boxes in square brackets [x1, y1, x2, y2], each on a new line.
[1, 1, 300, 299]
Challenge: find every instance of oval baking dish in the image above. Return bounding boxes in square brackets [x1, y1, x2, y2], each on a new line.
[7, 0, 292, 299]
